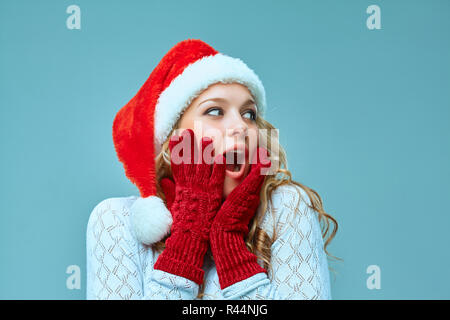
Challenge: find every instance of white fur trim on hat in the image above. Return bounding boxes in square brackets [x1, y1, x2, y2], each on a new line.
[154, 53, 266, 145]
[130, 196, 173, 245]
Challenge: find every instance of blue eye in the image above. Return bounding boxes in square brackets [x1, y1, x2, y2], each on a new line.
[205, 107, 222, 116]
[243, 110, 256, 121]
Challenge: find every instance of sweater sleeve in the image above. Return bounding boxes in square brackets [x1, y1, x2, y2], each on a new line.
[86, 197, 199, 300]
[221, 184, 332, 300]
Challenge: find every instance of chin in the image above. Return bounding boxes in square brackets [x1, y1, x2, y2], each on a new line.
[222, 163, 251, 198]
[223, 154, 250, 199]
[223, 177, 238, 199]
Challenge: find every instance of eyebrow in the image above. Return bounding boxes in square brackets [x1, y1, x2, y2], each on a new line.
[197, 97, 256, 108]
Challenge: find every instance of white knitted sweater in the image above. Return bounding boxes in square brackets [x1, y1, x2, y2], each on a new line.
[86, 184, 332, 299]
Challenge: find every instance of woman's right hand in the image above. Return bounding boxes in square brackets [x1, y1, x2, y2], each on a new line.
[154, 129, 226, 285]
[166, 128, 226, 241]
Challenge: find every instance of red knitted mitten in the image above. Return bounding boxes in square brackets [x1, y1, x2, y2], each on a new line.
[210, 147, 272, 289]
[154, 129, 226, 285]
[160, 177, 176, 210]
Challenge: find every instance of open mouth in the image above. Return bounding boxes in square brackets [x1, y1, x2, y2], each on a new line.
[223, 147, 248, 179]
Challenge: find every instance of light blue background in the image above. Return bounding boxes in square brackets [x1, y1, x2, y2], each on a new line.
[1, 0, 449, 299]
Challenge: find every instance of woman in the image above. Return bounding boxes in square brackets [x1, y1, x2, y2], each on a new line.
[86, 39, 338, 299]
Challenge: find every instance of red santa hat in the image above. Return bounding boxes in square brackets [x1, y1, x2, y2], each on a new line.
[112, 39, 266, 245]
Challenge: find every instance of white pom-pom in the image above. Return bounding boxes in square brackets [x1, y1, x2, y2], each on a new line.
[130, 196, 173, 245]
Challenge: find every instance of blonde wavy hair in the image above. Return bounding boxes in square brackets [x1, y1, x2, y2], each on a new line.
[152, 115, 339, 297]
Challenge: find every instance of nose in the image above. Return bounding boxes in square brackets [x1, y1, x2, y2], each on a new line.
[225, 108, 248, 137]
[226, 111, 248, 138]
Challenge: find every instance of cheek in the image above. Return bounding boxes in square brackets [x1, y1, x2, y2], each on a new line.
[198, 123, 225, 156]
[178, 111, 195, 131]
[247, 127, 259, 163]
[179, 116, 225, 152]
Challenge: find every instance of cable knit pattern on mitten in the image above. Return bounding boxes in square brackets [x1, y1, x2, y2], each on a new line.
[154, 129, 226, 285]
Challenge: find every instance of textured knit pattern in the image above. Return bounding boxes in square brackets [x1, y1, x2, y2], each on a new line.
[153, 131, 226, 284]
[210, 147, 271, 289]
[210, 231, 267, 289]
[86, 183, 332, 299]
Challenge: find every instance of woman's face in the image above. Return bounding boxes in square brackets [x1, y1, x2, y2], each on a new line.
[177, 82, 259, 198]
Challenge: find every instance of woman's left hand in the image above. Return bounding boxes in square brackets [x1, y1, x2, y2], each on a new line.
[209, 147, 272, 289]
